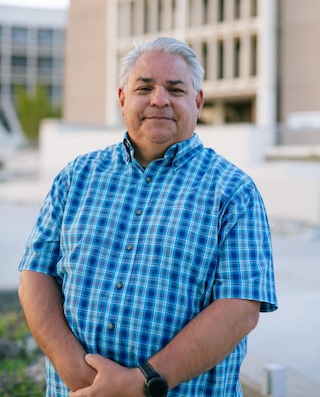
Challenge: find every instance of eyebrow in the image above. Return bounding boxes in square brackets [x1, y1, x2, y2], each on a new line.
[135, 77, 187, 86]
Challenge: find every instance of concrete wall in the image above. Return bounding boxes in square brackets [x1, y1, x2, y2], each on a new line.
[279, 0, 320, 123]
[63, 0, 108, 125]
[39, 120, 320, 226]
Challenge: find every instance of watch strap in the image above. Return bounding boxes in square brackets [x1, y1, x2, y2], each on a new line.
[139, 361, 157, 380]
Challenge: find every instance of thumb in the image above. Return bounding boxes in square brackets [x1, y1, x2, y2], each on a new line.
[85, 353, 104, 370]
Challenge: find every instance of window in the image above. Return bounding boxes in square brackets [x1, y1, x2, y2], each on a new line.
[202, 41, 208, 80]
[12, 27, 28, 46]
[144, 0, 148, 33]
[11, 56, 27, 68]
[38, 29, 54, 47]
[251, 0, 258, 17]
[218, 40, 224, 79]
[218, 0, 224, 22]
[203, 0, 209, 24]
[11, 56, 27, 75]
[250, 35, 258, 76]
[225, 101, 253, 123]
[37, 57, 53, 75]
[234, 0, 241, 19]
[234, 38, 241, 78]
[157, 0, 162, 31]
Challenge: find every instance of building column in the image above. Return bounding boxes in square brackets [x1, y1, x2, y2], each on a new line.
[207, 39, 217, 81]
[162, 0, 173, 32]
[224, 35, 234, 80]
[105, 0, 120, 127]
[241, 33, 251, 79]
[256, 0, 277, 144]
[175, 0, 188, 40]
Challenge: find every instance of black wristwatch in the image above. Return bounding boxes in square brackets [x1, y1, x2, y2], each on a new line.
[139, 362, 169, 397]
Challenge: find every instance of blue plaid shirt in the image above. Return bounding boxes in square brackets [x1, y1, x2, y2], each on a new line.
[19, 133, 277, 396]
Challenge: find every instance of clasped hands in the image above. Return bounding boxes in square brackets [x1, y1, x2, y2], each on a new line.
[69, 354, 145, 397]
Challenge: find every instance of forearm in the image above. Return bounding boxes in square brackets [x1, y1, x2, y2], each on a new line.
[149, 298, 260, 390]
[18, 270, 96, 390]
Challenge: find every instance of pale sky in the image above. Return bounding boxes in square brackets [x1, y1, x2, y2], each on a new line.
[0, 0, 69, 8]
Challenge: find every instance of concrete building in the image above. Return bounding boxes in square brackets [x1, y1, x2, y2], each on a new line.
[63, 0, 320, 147]
[64, 0, 278, 145]
[0, 4, 67, 145]
[29, 0, 320, 225]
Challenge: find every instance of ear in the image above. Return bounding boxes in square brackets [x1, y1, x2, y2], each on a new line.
[196, 89, 204, 119]
[118, 87, 125, 114]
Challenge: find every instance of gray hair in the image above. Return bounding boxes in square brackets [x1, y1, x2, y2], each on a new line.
[119, 37, 204, 93]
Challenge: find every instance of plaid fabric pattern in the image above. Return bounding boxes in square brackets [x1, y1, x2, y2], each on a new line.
[19, 133, 277, 396]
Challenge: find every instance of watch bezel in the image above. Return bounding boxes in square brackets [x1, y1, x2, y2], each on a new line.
[139, 362, 168, 397]
[145, 374, 168, 397]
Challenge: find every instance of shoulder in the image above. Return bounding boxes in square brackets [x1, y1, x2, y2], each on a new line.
[201, 148, 255, 191]
[58, 142, 123, 179]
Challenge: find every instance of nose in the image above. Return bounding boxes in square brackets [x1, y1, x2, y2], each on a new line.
[150, 87, 170, 107]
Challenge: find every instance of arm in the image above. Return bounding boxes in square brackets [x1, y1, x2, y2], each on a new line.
[149, 297, 260, 389]
[70, 298, 259, 396]
[18, 270, 97, 391]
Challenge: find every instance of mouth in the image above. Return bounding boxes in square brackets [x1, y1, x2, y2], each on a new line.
[143, 115, 175, 121]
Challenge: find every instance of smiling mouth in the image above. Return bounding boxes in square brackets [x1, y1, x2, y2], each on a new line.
[144, 116, 174, 121]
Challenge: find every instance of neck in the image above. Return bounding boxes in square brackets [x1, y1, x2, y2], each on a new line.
[134, 147, 165, 168]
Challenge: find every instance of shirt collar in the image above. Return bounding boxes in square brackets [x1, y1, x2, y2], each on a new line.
[122, 132, 204, 170]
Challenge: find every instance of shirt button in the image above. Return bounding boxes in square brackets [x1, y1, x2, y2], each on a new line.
[174, 162, 179, 167]
[116, 282, 123, 289]
[136, 209, 142, 215]
[126, 244, 133, 251]
[146, 177, 151, 183]
[108, 323, 115, 330]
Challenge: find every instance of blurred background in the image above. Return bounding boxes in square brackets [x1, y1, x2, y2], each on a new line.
[0, 1, 319, 396]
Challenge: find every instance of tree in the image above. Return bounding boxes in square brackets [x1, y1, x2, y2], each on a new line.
[15, 85, 61, 143]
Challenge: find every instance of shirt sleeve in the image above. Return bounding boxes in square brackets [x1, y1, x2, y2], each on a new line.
[213, 181, 278, 312]
[18, 165, 70, 283]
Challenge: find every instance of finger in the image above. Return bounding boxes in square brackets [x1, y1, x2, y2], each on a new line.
[69, 385, 91, 397]
[85, 353, 106, 370]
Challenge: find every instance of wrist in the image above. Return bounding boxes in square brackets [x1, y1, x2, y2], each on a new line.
[139, 361, 169, 397]
[55, 353, 97, 391]
[126, 367, 145, 397]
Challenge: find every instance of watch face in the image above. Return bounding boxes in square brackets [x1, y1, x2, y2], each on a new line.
[148, 377, 168, 397]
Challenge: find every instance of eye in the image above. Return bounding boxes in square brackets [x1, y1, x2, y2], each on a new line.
[168, 86, 185, 93]
[137, 86, 152, 92]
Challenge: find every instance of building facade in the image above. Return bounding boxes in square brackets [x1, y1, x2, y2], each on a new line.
[0, 4, 67, 142]
[64, 0, 320, 146]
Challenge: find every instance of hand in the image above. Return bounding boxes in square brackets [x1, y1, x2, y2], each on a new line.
[69, 354, 145, 397]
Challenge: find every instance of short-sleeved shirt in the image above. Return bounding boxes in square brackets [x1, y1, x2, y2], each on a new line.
[19, 133, 278, 397]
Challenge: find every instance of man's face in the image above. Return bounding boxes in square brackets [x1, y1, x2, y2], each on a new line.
[118, 51, 204, 157]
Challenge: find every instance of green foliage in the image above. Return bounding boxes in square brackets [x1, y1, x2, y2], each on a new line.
[0, 358, 45, 396]
[0, 292, 46, 395]
[0, 311, 29, 341]
[15, 85, 61, 142]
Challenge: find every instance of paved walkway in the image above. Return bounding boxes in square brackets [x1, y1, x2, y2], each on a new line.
[241, 230, 320, 397]
[1, 179, 320, 397]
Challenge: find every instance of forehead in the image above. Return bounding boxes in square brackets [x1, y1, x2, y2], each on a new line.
[128, 52, 193, 85]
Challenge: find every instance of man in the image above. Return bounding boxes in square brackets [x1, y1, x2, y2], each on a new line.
[18, 37, 277, 397]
